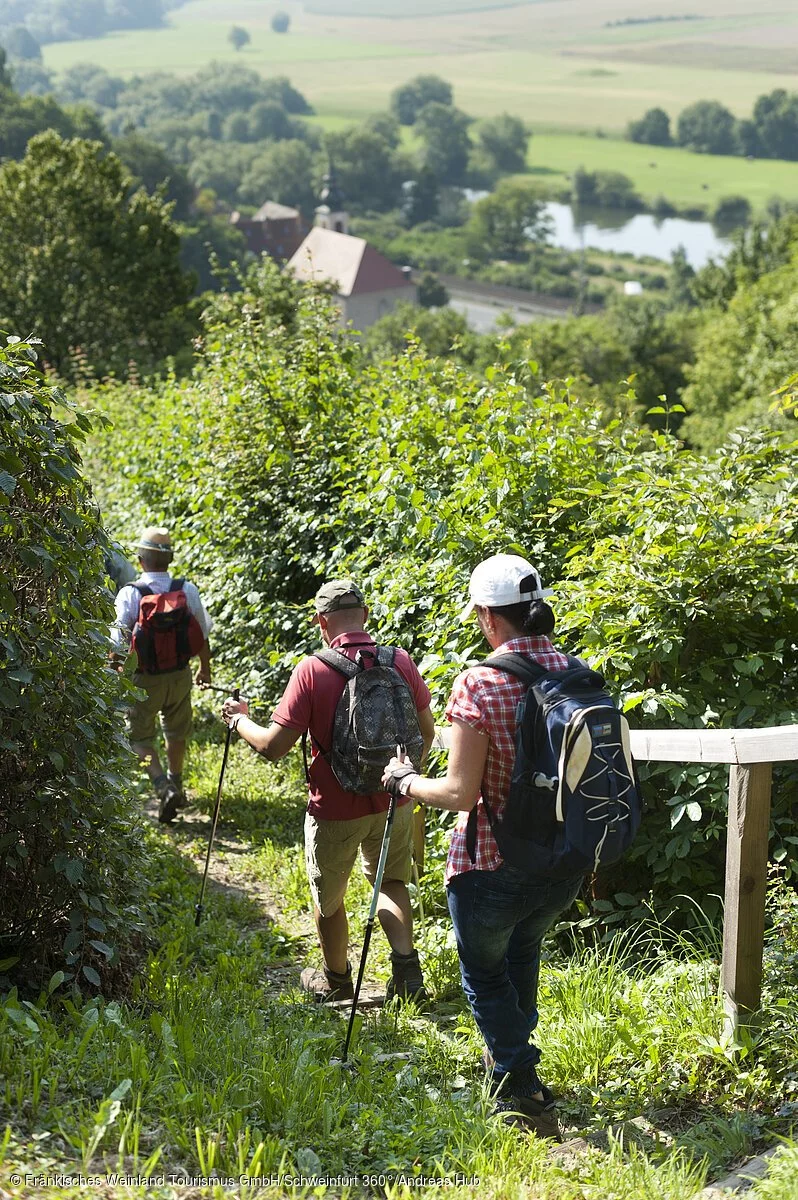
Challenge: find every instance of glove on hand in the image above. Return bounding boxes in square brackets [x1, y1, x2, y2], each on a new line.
[382, 759, 419, 797]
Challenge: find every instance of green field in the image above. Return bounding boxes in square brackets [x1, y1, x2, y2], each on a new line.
[40, 0, 798, 211]
[521, 132, 798, 213]
[304, 0, 537, 12]
[43, 0, 798, 133]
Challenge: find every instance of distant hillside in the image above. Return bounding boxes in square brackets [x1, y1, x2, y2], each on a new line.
[0, 0, 187, 45]
[304, 0, 535, 14]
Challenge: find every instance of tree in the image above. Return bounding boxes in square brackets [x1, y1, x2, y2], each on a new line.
[390, 74, 453, 126]
[228, 25, 250, 52]
[0, 92, 106, 160]
[113, 130, 194, 219]
[4, 26, 42, 60]
[0, 46, 12, 89]
[676, 100, 737, 155]
[736, 117, 761, 158]
[682, 248, 798, 448]
[475, 112, 529, 175]
[572, 167, 642, 211]
[0, 133, 193, 377]
[401, 166, 439, 227]
[8, 58, 53, 96]
[57, 63, 125, 109]
[223, 111, 252, 142]
[416, 101, 471, 185]
[467, 180, 550, 261]
[667, 245, 696, 309]
[249, 99, 294, 142]
[324, 125, 405, 211]
[417, 272, 448, 308]
[712, 194, 752, 232]
[364, 112, 401, 150]
[271, 11, 290, 33]
[239, 138, 316, 212]
[260, 75, 312, 115]
[751, 89, 798, 161]
[627, 106, 672, 147]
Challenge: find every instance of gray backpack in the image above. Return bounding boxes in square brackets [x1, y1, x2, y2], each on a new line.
[310, 645, 424, 794]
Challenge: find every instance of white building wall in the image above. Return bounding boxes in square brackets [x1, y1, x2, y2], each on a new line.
[340, 286, 417, 332]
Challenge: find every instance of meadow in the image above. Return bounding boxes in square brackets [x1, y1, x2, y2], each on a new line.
[42, 0, 798, 134]
[39, 0, 798, 212]
[520, 133, 798, 213]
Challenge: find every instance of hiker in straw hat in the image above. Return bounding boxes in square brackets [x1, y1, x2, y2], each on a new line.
[112, 526, 212, 823]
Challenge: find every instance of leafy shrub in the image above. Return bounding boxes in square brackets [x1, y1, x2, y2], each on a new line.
[712, 194, 752, 232]
[0, 335, 148, 990]
[86, 260, 798, 926]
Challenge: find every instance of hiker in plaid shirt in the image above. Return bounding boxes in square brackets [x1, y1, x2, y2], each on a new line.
[382, 553, 585, 1138]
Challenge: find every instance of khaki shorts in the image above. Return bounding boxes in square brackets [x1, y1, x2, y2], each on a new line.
[127, 666, 193, 745]
[304, 801, 414, 918]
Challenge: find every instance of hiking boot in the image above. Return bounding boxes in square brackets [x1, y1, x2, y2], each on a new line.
[493, 1064, 561, 1138]
[493, 1094, 562, 1140]
[157, 784, 181, 825]
[300, 963, 354, 1003]
[167, 772, 189, 809]
[385, 949, 427, 1005]
[484, 1053, 557, 1107]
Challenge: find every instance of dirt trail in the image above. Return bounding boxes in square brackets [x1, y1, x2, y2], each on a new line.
[144, 796, 386, 1004]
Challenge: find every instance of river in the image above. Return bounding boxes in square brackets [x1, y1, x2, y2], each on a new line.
[543, 202, 732, 269]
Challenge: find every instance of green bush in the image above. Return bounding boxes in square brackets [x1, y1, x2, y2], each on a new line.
[0, 335, 148, 991]
[86, 260, 798, 926]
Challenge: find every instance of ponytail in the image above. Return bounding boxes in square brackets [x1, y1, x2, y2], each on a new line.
[489, 598, 555, 635]
[522, 599, 555, 637]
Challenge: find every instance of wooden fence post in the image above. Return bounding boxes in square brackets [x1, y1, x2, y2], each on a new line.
[721, 762, 773, 1036]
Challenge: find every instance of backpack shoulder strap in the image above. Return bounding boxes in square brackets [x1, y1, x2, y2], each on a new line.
[131, 580, 153, 598]
[481, 652, 547, 687]
[170, 577, 184, 591]
[375, 645, 396, 669]
[313, 647, 360, 679]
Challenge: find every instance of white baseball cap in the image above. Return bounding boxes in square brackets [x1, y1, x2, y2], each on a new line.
[459, 553, 553, 622]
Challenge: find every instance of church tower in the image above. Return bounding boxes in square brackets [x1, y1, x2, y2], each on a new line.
[314, 164, 348, 235]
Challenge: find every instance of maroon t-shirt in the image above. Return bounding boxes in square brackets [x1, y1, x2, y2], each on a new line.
[272, 630, 432, 820]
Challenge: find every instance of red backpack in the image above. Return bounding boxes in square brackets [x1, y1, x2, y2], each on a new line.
[131, 578, 206, 674]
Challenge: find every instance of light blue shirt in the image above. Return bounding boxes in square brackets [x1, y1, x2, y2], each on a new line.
[112, 571, 212, 649]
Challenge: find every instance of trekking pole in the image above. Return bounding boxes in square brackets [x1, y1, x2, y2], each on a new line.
[336, 746, 403, 1069]
[194, 686, 239, 927]
[198, 681, 256, 700]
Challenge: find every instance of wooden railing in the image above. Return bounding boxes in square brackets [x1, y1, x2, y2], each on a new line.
[432, 724, 798, 1034]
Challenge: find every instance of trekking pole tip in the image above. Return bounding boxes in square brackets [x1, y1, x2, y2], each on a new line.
[330, 1057, 357, 1074]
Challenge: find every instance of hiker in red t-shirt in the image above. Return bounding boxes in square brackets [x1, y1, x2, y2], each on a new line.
[222, 579, 436, 1003]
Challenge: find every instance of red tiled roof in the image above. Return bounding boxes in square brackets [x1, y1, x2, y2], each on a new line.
[287, 227, 414, 297]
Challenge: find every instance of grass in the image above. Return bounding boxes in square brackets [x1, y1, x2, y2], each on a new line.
[2, 704, 798, 1198]
[38, 0, 798, 212]
[304, 0, 538, 13]
[519, 132, 798, 213]
[41, 1, 798, 135]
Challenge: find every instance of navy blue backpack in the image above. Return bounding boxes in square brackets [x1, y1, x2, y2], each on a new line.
[466, 654, 642, 879]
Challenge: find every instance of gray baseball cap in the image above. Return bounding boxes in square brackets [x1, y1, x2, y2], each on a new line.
[314, 578, 366, 614]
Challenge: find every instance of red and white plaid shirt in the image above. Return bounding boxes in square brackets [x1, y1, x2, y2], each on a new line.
[444, 635, 569, 883]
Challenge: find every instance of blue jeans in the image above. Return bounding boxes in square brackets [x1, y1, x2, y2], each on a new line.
[446, 864, 583, 1079]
